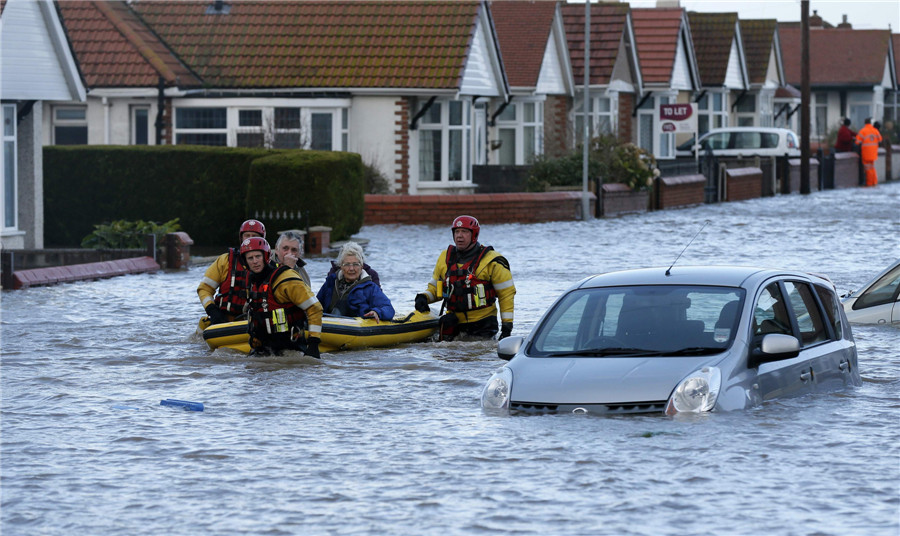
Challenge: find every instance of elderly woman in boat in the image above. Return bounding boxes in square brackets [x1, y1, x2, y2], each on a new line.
[317, 242, 395, 322]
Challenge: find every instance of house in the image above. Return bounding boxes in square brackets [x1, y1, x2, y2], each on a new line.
[0, 0, 86, 250]
[489, 0, 575, 162]
[560, 1, 641, 145]
[49, 0, 510, 195]
[630, 7, 700, 158]
[739, 19, 789, 129]
[48, 0, 201, 146]
[688, 12, 749, 135]
[886, 34, 900, 130]
[780, 14, 898, 140]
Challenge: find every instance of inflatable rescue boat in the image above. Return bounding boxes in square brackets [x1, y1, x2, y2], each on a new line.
[199, 311, 439, 354]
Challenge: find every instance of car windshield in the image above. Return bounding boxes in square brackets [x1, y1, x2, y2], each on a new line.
[528, 285, 745, 357]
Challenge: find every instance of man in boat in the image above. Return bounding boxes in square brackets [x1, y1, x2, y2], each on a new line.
[415, 215, 515, 341]
[240, 237, 323, 357]
[197, 219, 266, 325]
[272, 230, 312, 287]
[317, 242, 394, 322]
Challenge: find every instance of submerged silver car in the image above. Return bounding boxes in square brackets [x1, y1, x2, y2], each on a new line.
[482, 266, 860, 415]
[841, 259, 900, 325]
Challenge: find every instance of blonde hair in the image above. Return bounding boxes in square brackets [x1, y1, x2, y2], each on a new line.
[336, 241, 365, 266]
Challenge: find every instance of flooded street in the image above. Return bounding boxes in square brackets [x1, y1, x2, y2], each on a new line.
[2, 183, 899, 535]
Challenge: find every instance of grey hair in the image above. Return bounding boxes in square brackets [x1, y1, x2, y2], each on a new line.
[275, 231, 304, 254]
[336, 241, 365, 266]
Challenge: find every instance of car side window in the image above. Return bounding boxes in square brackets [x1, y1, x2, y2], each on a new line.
[753, 283, 793, 336]
[761, 133, 779, 149]
[783, 281, 828, 346]
[706, 132, 730, 150]
[734, 131, 762, 149]
[854, 263, 900, 310]
[813, 284, 843, 340]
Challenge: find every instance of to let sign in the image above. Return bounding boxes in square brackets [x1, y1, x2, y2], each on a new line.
[658, 103, 697, 133]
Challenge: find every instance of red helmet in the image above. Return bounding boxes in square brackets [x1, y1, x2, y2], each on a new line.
[451, 215, 480, 242]
[239, 219, 266, 241]
[239, 237, 271, 265]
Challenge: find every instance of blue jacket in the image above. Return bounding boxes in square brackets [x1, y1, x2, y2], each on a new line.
[316, 272, 395, 320]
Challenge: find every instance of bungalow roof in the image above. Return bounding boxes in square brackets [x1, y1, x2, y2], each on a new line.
[740, 19, 779, 86]
[490, 0, 557, 88]
[630, 7, 693, 87]
[128, 0, 487, 90]
[688, 12, 745, 88]
[56, 0, 201, 88]
[560, 2, 630, 86]
[780, 27, 894, 88]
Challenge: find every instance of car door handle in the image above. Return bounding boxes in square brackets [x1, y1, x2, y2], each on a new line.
[800, 368, 813, 383]
[839, 360, 851, 373]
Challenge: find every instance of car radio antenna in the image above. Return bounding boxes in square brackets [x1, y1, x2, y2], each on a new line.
[666, 220, 710, 276]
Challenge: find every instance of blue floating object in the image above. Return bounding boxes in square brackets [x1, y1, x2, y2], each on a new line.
[160, 399, 204, 412]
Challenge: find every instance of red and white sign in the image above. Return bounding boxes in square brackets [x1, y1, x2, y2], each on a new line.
[658, 103, 697, 133]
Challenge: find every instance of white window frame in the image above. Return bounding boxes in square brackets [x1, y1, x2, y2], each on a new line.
[574, 90, 618, 145]
[173, 99, 350, 150]
[52, 105, 88, 145]
[637, 92, 676, 160]
[417, 99, 472, 186]
[813, 92, 829, 140]
[2, 104, 18, 232]
[697, 90, 729, 135]
[494, 98, 544, 165]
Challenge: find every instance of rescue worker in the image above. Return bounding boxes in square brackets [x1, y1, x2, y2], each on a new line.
[240, 237, 323, 357]
[834, 118, 856, 153]
[198, 219, 266, 325]
[272, 230, 311, 287]
[414, 215, 515, 341]
[855, 117, 883, 187]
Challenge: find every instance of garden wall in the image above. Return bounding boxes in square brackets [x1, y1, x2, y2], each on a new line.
[655, 174, 705, 209]
[363, 192, 594, 225]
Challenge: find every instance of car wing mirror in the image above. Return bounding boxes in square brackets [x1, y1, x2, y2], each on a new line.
[749, 333, 801, 367]
[498, 336, 524, 361]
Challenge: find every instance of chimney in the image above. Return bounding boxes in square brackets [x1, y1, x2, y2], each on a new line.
[837, 14, 852, 29]
[809, 10, 824, 28]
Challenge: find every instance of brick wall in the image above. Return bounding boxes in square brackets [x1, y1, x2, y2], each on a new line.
[394, 98, 411, 194]
[617, 93, 634, 143]
[600, 183, 649, 216]
[364, 192, 595, 225]
[656, 174, 705, 209]
[787, 158, 820, 193]
[544, 95, 570, 157]
[724, 167, 762, 202]
[833, 152, 860, 188]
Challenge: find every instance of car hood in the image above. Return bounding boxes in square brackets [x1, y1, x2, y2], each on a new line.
[509, 355, 721, 404]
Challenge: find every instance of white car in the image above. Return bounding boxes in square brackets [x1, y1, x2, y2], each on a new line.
[842, 259, 900, 324]
[482, 266, 860, 416]
[676, 127, 801, 158]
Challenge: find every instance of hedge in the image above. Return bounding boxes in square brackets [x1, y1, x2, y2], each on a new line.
[43, 145, 365, 248]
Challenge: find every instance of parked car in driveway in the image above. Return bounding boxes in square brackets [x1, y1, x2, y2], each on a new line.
[675, 127, 801, 158]
[481, 266, 860, 416]
[842, 259, 900, 324]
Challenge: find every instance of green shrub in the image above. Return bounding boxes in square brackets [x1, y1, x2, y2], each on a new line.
[526, 134, 657, 192]
[81, 218, 181, 249]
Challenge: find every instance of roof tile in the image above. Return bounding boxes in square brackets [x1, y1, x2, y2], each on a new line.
[129, 0, 481, 89]
[688, 12, 737, 86]
[740, 19, 778, 85]
[631, 8, 684, 85]
[560, 2, 630, 85]
[780, 27, 892, 86]
[490, 0, 558, 88]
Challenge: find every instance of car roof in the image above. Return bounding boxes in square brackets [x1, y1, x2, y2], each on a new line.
[699, 127, 796, 137]
[577, 265, 827, 289]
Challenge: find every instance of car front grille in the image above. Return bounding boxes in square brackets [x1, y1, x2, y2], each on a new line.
[510, 401, 668, 415]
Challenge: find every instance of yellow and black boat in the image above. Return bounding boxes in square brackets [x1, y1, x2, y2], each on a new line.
[199, 311, 439, 354]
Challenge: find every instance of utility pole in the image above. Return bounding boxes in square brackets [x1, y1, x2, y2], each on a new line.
[800, 1, 811, 194]
[582, 0, 592, 220]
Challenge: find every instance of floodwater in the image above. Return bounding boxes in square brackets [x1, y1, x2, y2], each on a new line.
[2, 183, 899, 536]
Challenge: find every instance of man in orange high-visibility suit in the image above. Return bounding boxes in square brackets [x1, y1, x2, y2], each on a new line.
[855, 117, 883, 187]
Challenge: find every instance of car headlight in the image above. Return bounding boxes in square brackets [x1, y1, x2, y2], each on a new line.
[481, 367, 513, 412]
[665, 367, 721, 415]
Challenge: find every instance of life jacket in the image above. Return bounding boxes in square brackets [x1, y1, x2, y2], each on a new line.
[214, 248, 250, 314]
[246, 265, 308, 352]
[442, 245, 499, 313]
